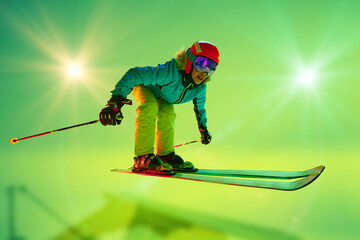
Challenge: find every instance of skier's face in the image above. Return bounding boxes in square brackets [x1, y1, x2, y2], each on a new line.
[191, 68, 208, 85]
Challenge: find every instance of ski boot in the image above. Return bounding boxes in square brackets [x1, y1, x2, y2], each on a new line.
[133, 153, 174, 175]
[157, 152, 198, 172]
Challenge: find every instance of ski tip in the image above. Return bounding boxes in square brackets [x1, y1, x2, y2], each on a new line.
[111, 169, 132, 173]
[315, 165, 325, 174]
[289, 166, 325, 191]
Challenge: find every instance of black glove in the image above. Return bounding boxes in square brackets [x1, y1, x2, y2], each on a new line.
[99, 95, 132, 126]
[199, 126, 212, 145]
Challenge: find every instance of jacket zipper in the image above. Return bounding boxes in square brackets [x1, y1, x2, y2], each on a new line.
[174, 83, 193, 104]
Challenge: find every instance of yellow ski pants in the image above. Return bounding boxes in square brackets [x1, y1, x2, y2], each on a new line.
[132, 85, 176, 156]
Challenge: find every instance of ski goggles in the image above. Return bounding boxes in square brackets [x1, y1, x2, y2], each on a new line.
[193, 56, 218, 77]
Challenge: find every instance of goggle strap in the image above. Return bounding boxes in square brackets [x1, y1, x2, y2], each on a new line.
[186, 49, 196, 62]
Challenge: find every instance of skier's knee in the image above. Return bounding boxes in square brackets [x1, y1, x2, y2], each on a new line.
[137, 101, 158, 117]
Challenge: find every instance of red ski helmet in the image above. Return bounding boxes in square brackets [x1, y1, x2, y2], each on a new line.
[185, 41, 220, 74]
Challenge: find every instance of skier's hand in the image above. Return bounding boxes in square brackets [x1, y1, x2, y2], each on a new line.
[99, 95, 132, 126]
[99, 103, 123, 126]
[199, 126, 212, 145]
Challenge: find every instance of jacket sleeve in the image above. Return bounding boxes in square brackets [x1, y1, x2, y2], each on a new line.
[111, 60, 176, 97]
[193, 85, 208, 128]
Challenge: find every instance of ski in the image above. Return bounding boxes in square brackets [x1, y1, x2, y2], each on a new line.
[111, 165, 325, 191]
[183, 165, 325, 179]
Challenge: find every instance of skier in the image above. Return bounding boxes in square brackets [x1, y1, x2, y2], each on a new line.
[99, 41, 220, 175]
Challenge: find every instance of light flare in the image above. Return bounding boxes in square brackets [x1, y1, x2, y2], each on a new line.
[299, 69, 316, 86]
[67, 63, 82, 78]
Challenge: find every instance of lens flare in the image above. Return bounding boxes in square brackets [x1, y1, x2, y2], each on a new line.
[67, 63, 82, 78]
[299, 69, 316, 85]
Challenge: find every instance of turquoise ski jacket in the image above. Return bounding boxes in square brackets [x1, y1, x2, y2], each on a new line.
[111, 58, 208, 127]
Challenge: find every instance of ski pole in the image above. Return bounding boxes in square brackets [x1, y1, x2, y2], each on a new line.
[174, 139, 201, 148]
[10, 120, 99, 144]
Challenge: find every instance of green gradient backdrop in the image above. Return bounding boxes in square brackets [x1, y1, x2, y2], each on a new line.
[1, 0, 359, 239]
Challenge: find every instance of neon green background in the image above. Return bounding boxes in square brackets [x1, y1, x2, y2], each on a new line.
[1, 0, 359, 239]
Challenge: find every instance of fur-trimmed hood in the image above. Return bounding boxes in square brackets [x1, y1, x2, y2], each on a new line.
[175, 48, 187, 70]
